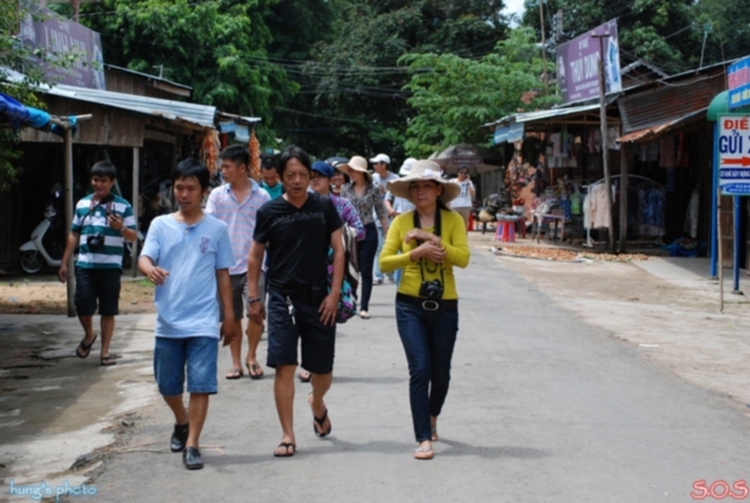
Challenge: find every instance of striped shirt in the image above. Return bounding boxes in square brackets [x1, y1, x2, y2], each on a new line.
[71, 194, 136, 270]
[206, 179, 270, 275]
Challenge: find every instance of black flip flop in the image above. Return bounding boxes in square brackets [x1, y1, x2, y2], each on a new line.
[225, 368, 243, 379]
[273, 442, 296, 457]
[100, 355, 117, 366]
[75, 334, 97, 359]
[246, 362, 264, 380]
[313, 409, 332, 438]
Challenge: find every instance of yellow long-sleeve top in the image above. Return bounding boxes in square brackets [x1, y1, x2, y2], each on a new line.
[379, 209, 470, 300]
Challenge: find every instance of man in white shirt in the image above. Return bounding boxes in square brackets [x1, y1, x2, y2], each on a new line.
[370, 153, 398, 284]
[450, 167, 475, 231]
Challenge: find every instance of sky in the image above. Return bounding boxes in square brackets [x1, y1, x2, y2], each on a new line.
[503, 0, 526, 24]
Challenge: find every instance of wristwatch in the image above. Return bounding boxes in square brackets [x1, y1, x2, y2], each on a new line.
[248, 297, 262, 304]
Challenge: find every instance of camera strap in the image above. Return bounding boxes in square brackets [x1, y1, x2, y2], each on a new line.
[81, 196, 113, 228]
[412, 209, 445, 289]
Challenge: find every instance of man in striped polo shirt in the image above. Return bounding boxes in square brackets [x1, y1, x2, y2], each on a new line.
[58, 161, 137, 366]
[206, 145, 270, 380]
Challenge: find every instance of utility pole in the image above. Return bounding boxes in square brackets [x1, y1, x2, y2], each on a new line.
[592, 33, 615, 253]
[539, 0, 548, 95]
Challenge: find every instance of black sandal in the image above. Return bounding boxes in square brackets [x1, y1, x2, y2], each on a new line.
[75, 334, 97, 359]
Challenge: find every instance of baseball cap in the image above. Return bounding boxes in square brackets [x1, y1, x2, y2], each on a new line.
[369, 153, 391, 165]
[311, 161, 334, 178]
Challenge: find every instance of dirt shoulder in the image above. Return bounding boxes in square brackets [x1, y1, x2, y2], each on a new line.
[0, 277, 156, 315]
[469, 233, 750, 416]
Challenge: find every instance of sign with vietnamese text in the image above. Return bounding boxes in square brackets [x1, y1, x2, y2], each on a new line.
[728, 56, 750, 110]
[18, 8, 105, 90]
[556, 20, 622, 105]
[718, 115, 750, 195]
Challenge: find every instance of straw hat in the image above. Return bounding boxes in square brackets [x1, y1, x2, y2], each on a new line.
[386, 160, 460, 205]
[339, 156, 372, 184]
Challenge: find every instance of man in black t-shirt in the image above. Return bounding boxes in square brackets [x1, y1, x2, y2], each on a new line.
[248, 145, 344, 458]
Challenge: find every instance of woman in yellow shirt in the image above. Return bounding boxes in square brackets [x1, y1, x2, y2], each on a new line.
[379, 160, 470, 460]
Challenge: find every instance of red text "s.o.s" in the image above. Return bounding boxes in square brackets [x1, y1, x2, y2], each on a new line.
[691, 480, 749, 500]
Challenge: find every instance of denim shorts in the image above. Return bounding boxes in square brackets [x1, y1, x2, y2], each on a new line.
[153, 336, 219, 396]
[74, 268, 121, 316]
[266, 289, 336, 374]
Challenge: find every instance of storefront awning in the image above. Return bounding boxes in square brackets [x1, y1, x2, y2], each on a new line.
[707, 90, 750, 121]
[484, 104, 602, 130]
[493, 122, 524, 144]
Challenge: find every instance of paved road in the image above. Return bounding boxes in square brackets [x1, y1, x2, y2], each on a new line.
[54, 247, 750, 502]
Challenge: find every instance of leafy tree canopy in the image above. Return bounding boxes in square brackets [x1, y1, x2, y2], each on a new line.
[286, 0, 510, 160]
[402, 27, 559, 158]
[521, 0, 699, 75]
[80, 0, 298, 144]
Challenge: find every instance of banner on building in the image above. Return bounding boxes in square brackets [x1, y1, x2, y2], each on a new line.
[18, 7, 106, 90]
[556, 19, 622, 105]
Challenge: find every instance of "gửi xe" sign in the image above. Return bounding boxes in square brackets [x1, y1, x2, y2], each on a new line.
[718, 115, 750, 195]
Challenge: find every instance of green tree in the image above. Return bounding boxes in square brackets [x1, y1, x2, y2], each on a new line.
[522, 0, 700, 75]
[291, 0, 510, 159]
[81, 0, 298, 144]
[402, 27, 558, 158]
[693, 0, 750, 68]
[1, 2, 60, 191]
[261, 0, 341, 151]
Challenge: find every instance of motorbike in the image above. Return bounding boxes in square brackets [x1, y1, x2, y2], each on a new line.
[19, 184, 66, 274]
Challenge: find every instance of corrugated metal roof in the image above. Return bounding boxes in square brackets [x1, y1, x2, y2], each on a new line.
[49, 84, 216, 128]
[105, 64, 192, 91]
[618, 74, 724, 133]
[617, 108, 706, 143]
[1, 67, 216, 129]
[484, 104, 604, 129]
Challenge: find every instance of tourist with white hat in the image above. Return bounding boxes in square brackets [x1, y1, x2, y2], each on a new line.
[379, 159, 470, 460]
[339, 156, 389, 319]
[370, 153, 397, 285]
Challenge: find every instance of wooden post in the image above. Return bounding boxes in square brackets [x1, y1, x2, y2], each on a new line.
[131, 146, 140, 277]
[56, 114, 93, 317]
[64, 127, 76, 317]
[619, 143, 628, 253]
[594, 34, 615, 253]
[718, 187, 724, 312]
[539, 0, 548, 95]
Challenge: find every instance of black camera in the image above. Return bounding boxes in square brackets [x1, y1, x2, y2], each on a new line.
[87, 234, 105, 250]
[419, 279, 444, 300]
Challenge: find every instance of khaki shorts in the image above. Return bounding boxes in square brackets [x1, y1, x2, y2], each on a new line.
[221, 271, 266, 321]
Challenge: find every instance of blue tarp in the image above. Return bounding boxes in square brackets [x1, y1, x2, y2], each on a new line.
[0, 92, 76, 137]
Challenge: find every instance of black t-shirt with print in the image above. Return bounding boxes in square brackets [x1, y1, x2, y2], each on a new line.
[254, 192, 343, 293]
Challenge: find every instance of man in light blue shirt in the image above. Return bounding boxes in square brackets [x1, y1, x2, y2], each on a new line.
[139, 159, 237, 471]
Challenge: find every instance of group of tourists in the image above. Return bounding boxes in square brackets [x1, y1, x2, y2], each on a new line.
[58, 144, 471, 470]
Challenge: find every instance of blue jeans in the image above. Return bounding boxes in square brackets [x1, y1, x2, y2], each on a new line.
[373, 225, 393, 282]
[395, 298, 459, 442]
[358, 223, 378, 311]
